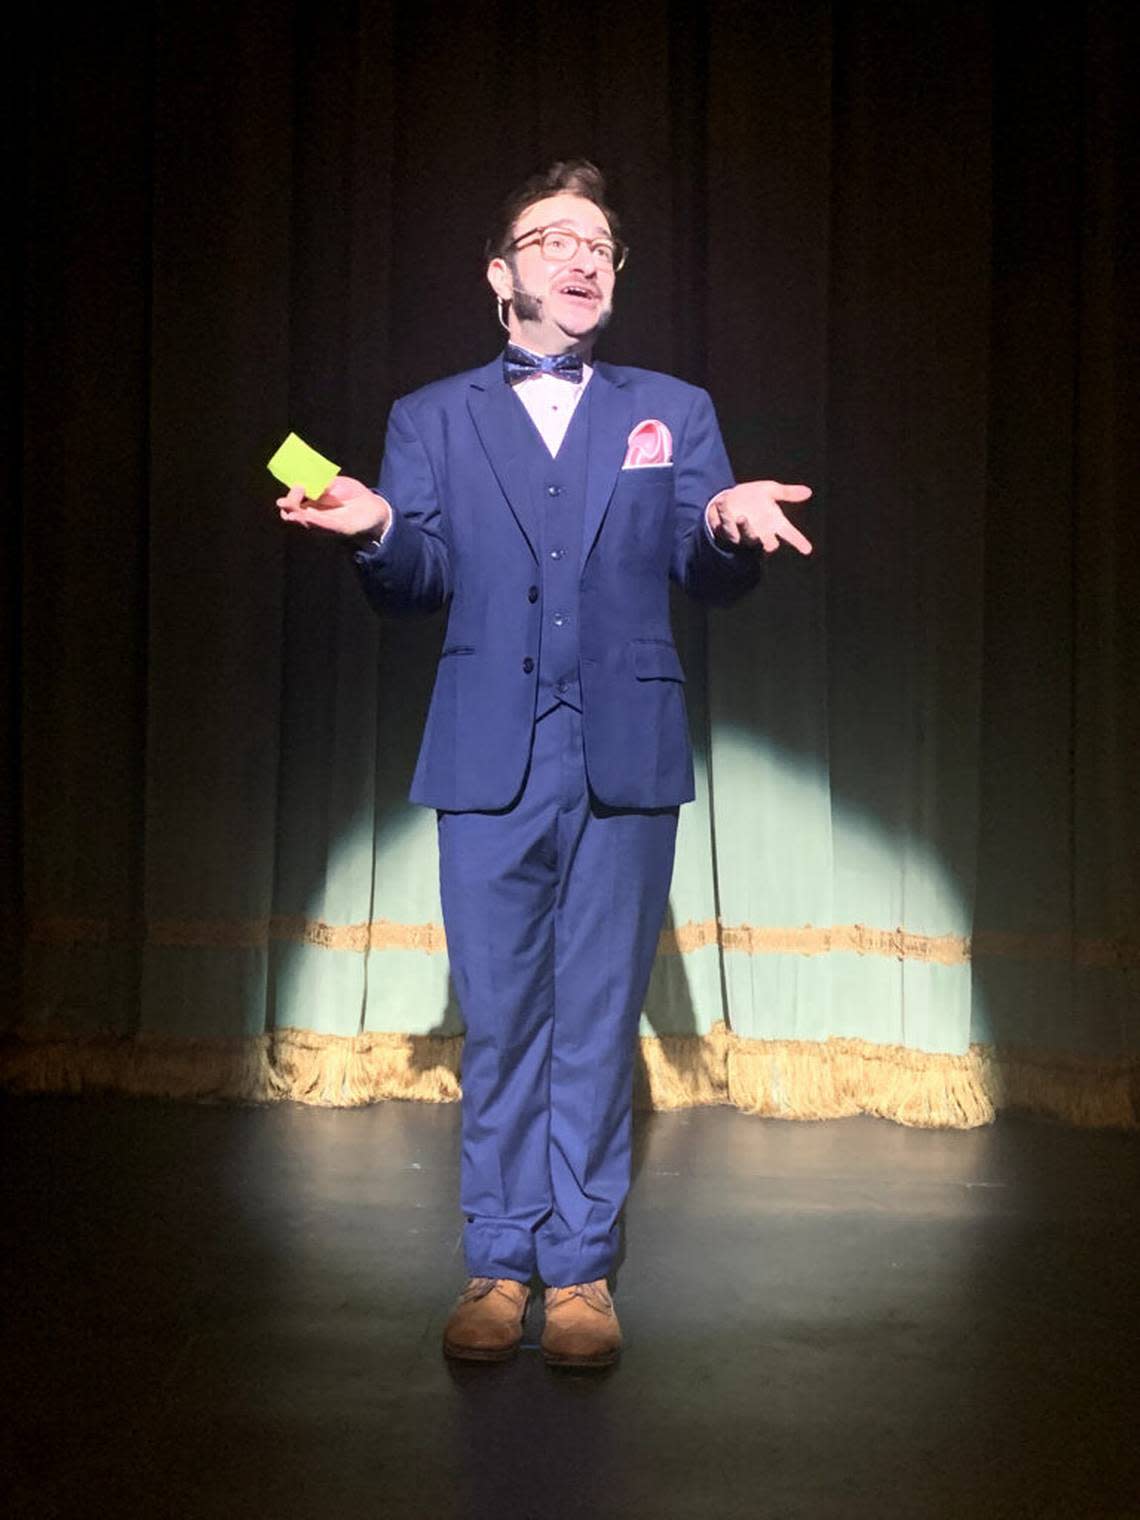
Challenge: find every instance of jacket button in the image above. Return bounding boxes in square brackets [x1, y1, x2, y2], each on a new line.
[527, 585, 539, 603]
[522, 657, 535, 674]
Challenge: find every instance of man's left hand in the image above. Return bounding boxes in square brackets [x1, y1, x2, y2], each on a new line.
[707, 481, 814, 554]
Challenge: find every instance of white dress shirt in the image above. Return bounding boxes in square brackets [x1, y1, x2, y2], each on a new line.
[510, 364, 593, 457]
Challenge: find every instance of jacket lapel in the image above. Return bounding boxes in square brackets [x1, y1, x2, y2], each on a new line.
[581, 364, 633, 571]
[467, 362, 540, 561]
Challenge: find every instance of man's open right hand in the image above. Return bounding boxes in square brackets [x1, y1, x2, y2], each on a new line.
[277, 477, 391, 539]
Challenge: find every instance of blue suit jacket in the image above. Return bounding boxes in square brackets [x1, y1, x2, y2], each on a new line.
[354, 355, 764, 810]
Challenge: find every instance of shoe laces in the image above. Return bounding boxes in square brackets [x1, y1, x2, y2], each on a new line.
[544, 1280, 613, 1314]
[459, 1276, 528, 1306]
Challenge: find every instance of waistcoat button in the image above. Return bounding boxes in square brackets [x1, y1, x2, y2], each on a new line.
[527, 586, 538, 603]
[522, 657, 535, 674]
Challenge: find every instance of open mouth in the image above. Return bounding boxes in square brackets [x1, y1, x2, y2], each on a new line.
[556, 284, 600, 303]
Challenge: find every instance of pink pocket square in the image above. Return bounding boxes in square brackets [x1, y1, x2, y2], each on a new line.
[623, 418, 673, 468]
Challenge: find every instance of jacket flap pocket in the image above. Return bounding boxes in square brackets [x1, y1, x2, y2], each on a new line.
[632, 641, 685, 682]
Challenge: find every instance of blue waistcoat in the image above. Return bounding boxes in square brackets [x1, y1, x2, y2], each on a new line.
[519, 391, 590, 718]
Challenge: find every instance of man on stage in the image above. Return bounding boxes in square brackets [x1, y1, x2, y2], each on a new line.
[277, 160, 812, 1367]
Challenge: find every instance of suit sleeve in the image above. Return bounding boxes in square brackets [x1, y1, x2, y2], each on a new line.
[670, 388, 765, 607]
[351, 398, 453, 618]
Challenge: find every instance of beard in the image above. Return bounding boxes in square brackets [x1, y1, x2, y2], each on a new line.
[511, 286, 544, 324]
[510, 286, 613, 332]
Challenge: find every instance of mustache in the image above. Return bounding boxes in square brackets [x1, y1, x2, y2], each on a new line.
[509, 284, 613, 326]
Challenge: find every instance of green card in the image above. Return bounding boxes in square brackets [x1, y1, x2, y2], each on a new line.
[267, 432, 340, 500]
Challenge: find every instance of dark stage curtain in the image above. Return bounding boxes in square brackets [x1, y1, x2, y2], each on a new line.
[5, 0, 1136, 1126]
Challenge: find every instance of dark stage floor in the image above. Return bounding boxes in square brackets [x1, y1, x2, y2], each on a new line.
[3, 1093, 1137, 1520]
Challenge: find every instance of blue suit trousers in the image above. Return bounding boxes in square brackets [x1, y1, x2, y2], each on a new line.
[437, 702, 679, 1286]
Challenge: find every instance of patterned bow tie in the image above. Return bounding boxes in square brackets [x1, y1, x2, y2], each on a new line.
[503, 344, 584, 385]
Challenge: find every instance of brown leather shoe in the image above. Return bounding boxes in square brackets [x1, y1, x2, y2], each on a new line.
[442, 1277, 531, 1362]
[541, 1279, 622, 1367]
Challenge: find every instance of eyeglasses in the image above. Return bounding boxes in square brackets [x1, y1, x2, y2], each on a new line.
[506, 225, 628, 272]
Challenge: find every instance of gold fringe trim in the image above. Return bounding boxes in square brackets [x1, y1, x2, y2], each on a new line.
[268, 1027, 462, 1104]
[720, 923, 971, 964]
[726, 1033, 993, 1127]
[634, 1021, 731, 1110]
[149, 918, 268, 950]
[148, 918, 448, 953]
[16, 913, 1139, 968]
[971, 929, 1140, 970]
[0, 1029, 286, 1104]
[661, 920, 721, 954]
[267, 917, 449, 954]
[724, 1031, 1138, 1129]
[26, 916, 134, 946]
[11, 914, 1140, 968]
[2, 1024, 1134, 1129]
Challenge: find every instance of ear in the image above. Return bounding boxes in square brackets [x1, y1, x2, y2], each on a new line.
[486, 257, 514, 303]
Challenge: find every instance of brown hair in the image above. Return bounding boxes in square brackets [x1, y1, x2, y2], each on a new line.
[485, 159, 620, 261]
